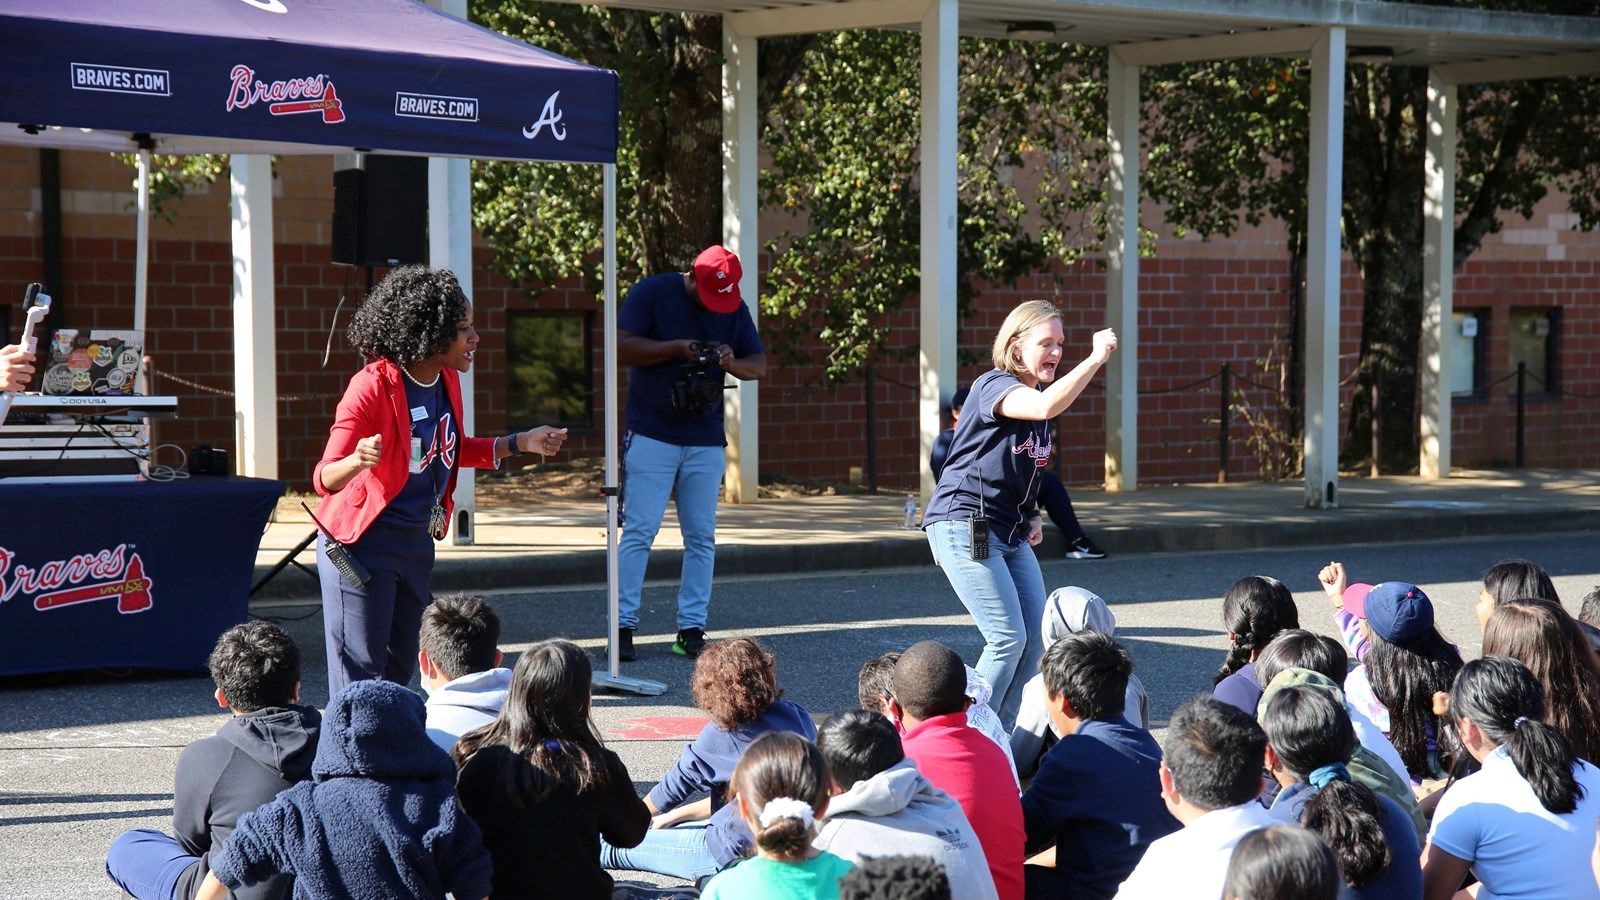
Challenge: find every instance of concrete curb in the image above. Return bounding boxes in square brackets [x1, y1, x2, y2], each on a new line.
[249, 504, 1600, 603]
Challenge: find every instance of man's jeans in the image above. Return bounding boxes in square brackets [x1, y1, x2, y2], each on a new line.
[618, 433, 725, 631]
[926, 518, 1046, 724]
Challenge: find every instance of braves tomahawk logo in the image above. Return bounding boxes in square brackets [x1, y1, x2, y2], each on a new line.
[1012, 432, 1053, 468]
[522, 91, 567, 141]
[226, 65, 345, 124]
[0, 543, 155, 614]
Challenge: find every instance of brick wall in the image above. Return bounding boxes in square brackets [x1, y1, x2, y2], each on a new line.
[2, 148, 1597, 490]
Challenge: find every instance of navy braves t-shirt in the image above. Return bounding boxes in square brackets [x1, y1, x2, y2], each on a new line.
[923, 368, 1052, 545]
[380, 374, 455, 528]
[618, 272, 763, 447]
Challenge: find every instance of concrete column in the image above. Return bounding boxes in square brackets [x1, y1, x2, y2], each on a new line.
[229, 154, 278, 480]
[722, 18, 760, 503]
[1104, 50, 1140, 492]
[1420, 72, 1457, 479]
[1304, 27, 1346, 508]
[919, 0, 958, 500]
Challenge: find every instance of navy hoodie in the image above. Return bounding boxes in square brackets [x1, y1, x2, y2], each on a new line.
[171, 704, 321, 900]
[646, 698, 815, 864]
[212, 680, 492, 900]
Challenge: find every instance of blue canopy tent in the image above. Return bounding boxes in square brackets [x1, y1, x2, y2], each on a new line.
[0, 0, 660, 693]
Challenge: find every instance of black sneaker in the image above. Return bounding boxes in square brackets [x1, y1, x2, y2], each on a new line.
[1064, 537, 1107, 560]
[672, 627, 707, 658]
[616, 627, 636, 662]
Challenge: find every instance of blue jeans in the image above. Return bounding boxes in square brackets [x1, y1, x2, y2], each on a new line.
[600, 822, 719, 883]
[618, 433, 725, 631]
[926, 518, 1047, 724]
[105, 828, 197, 900]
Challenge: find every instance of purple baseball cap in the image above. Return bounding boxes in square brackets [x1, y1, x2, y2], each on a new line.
[1362, 581, 1435, 647]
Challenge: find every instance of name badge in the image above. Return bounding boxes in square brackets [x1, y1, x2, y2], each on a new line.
[410, 405, 428, 422]
[410, 436, 424, 474]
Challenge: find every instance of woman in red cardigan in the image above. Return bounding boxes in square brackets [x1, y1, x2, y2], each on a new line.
[313, 266, 566, 698]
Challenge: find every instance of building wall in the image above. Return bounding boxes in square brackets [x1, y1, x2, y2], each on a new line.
[2, 148, 1596, 491]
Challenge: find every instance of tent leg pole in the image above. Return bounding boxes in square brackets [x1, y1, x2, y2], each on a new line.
[134, 146, 151, 397]
[593, 162, 665, 698]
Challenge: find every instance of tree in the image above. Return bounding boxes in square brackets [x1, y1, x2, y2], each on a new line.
[472, 5, 1113, 383]
[1141, 2, 1600, 472]
[761, 33, 1110, 380]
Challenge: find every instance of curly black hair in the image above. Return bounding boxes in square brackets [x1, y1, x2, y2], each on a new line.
[346, 266, 469, 366]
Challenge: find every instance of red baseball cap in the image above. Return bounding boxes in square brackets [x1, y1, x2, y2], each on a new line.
[691, 246, 743, 313]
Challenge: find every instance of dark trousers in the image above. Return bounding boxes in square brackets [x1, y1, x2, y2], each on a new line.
[1037, 471, 1088, 542]
[319, 522, 434, 701]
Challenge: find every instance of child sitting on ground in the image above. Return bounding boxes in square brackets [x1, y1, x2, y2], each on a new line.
[892, 641, 1024, 900]
[1422, 655, 1600, 900]
[1259, 684, 1421, 899]
[1115, 697, 1276, 900]
[1022, 631, 1178, 899]
[453, 639, 649, 899]
[814, 709, 997, 900]
[1222, 825, 1339, 900]
[105, 621, 320, 900]
[838, 856, 954, 900]
[857, 651, 1017, 785]
[194, 679, 491, 900]
[419, 593, 510, 752]
[1211, 576, 1300, 716]
[601, 638, 815, 885]
[1012, 586, 1150, 779]
[701, 731, 854, 900]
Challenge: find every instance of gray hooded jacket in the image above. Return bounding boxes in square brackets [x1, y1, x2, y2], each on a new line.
[813, 759, 1000, 900]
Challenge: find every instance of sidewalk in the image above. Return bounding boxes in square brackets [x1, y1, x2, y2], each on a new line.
[250, 468, 1600, 601]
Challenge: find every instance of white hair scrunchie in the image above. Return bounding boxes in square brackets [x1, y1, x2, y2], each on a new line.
[757, 797, 816, 830]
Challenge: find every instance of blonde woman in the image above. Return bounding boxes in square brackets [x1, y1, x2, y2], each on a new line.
[921, 300, 1115, 723]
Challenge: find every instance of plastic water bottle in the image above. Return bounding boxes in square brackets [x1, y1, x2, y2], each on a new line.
[903, 493, 918, 529]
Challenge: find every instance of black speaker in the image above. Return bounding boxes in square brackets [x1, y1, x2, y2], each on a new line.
[331, 155, 428, 267]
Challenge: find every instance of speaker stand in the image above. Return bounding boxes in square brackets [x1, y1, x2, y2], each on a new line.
[250, 530, 319, 597]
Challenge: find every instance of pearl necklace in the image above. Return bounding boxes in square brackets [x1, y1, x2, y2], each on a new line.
[401, 365, 440, 389]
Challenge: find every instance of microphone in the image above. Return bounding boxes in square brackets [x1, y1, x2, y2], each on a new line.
[0, 283, 52, 426]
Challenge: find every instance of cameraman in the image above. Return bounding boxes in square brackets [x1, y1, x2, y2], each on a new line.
[615, 246, 765, 661]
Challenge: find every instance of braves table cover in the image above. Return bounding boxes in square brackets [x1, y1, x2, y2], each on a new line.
[0, 477, 283, 677]
[0, 0, 617, 163]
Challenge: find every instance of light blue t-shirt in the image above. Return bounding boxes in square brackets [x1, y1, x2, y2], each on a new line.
[1428, 746, 1600, 900]
[701, 851, 853, 900]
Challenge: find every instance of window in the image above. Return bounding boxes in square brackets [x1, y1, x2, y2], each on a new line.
[1451, 310, 1487, 398]
[506, 311, 593, 428]
[1508, 307, 1557, 395]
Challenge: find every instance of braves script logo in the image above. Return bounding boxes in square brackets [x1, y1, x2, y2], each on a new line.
[419, 412, 458, 470]
[1012, 432, 1053, 468]
[522, 92, 567, 141]
[226, 65, 344, 124]
[0, 543, 154, 614]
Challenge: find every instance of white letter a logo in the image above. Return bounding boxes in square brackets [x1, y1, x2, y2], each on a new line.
[522, 92, 567, 141]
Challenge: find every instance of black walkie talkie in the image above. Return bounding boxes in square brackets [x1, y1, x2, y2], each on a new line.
[301, 502, 371, 586]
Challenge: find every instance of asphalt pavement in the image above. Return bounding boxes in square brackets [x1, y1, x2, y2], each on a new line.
[4, 470, 1600, 897]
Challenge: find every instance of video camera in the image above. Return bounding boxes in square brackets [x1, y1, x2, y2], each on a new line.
[670, 340, 727, 416]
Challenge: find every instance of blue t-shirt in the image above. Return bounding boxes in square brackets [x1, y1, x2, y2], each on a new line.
[379, 374, 455, 528]
[1270, 780, 1423, 900]
[1021, 716, 1180, 898]
[618, 272, 763, 447]
[923, 368, 1052, 544]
